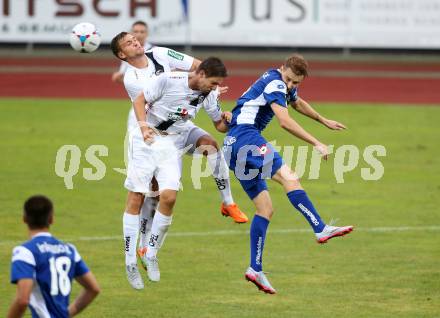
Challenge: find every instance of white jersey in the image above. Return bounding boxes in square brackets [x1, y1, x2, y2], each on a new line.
[142, 72, 222, 134]
[124, 46, 194, 102]
[118, 41, 154, 75]
[123, 47, 194, 132]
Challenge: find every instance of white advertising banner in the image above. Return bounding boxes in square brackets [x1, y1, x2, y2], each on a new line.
[1, 0, 440, 49]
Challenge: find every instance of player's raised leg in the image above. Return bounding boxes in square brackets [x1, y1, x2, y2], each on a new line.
[194, 134, 248, 223]
[137, 177, 159, 267]
[137, 195, 158, 268]
[245, 189, 276, 294]
[272, 164, 353, 243]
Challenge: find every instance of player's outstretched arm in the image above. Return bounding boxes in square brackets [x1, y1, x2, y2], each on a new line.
[7, 279, 33, 318]
[271, 103, 329, 159]
[291, 97, 346, 130]
[68, 272, 100, 317]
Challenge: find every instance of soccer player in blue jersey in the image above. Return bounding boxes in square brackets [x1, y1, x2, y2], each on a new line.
[7, 195, 100, 317]
[224, 54, 354, 294]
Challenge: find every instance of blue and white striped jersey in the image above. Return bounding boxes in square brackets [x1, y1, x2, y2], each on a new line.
[10, 232, 89, 318]
[230, 69, 298, 131]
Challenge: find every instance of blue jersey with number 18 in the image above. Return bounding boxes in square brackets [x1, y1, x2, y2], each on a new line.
[10, 232, 89, 318]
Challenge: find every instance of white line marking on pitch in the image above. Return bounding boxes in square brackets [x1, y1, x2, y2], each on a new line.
[1, 226, 439, 247]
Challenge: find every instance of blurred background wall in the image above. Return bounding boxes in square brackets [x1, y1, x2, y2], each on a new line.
[1, 0, 440, 104]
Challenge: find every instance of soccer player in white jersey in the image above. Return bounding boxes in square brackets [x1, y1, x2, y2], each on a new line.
[126, 57, 230, 286]
[111, 32, 248, 289]
[111, 21, 153, 83]
[7, 195, 100, 317]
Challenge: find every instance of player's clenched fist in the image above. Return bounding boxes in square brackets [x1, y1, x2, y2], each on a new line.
[140, 125, 156, 144]
[221, 111, 233, 123]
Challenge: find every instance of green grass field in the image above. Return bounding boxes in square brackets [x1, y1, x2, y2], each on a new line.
[0, 98, 439, 317]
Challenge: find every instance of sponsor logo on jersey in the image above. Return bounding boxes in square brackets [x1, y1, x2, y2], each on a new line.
[224, 136, 236, 146]
[167, 107, 189, 121]
[259, 144, 269, 155]
[167, 49, 184, 61]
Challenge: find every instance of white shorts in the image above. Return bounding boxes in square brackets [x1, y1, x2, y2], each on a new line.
[127, 110, 209, 154]
[124, 132, 181, 194]
[175, 122, 210, 155]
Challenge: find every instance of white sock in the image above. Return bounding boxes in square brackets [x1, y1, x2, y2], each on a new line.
[207, 152, 234, 205]
[146, 210, 172, 258]
[123, 212, 139, 266]
[139, 196, 158, 249]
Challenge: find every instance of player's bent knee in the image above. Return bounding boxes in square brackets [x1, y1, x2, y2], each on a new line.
[273, 165, 302, 189]
[256, 207, 274, 219]
[196, 135, 219, 154]
[159, 190, 177, 208]
[126, 191, 144, 212]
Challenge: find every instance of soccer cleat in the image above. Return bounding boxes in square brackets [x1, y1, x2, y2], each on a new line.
[221, 203, 249, 223]
[245, 267, 276, 294]
[316, 224, 354, 244]
[144, 256, 160, 282]
[137, 247, 148, 271]
[126, 264, 144, 290]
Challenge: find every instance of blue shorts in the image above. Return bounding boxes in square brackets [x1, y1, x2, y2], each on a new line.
[223, 125, 284, 200]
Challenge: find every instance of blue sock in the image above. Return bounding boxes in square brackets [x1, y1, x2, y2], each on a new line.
[250, 215, 269, 272]
[287, 190, 326, 233]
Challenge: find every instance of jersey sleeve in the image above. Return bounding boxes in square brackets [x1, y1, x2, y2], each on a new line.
[68, 244, 90, 277]
[263, 79, 287, 107]
[143, 73, 167, 104]
[118, 61, 129, 74]
[153, 47, 194, 71]
[123, 69, 144, 102]
[288, 88, 298, 103]
[10, 246, 36, 283]
[202, 90, 222, 122]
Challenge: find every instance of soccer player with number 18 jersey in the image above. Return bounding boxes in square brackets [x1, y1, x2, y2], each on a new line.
[7, 196, 99, 318]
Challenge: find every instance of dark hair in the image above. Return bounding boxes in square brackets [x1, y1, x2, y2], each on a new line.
[284, 54, 308, 77]
[110, 31, 129, 60]
[197, 57, 228, 78]
[132, 21, 148, 29]
[24, 195, 53, 229]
